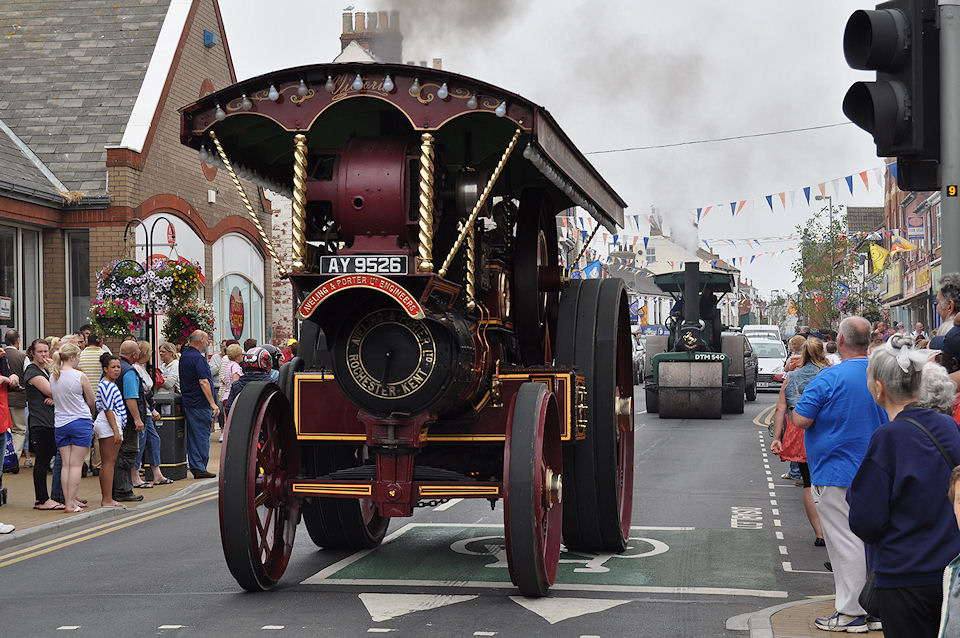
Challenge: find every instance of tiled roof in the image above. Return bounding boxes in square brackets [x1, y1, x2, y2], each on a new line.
[0, 118, 62, 200]
[0, 0, 171, 194]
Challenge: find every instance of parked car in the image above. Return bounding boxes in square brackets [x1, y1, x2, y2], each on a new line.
[743, 324, 782, 344]
[751, 338, 788, 392]
[721, 331, 759, 401]
[633, 334, 646, 385]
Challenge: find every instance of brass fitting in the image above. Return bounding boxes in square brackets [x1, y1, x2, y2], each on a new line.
[292, 133, 308, 271]
[417, 133, 435, 272]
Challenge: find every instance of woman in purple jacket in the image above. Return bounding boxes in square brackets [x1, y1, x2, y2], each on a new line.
[848, 335, 960, 638]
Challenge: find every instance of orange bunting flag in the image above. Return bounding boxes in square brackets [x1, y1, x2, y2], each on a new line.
[736, 200, 746, 215]
[702, 205, 712, 220]
[859, 171, 869, 190]
[818, 183, 826, 198]
[778, 192, 786, 208]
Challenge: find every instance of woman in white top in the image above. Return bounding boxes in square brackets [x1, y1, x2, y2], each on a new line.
[94, 354, 125, 508]
[48, 342, 95, 513]
[157, 342, 180, 393]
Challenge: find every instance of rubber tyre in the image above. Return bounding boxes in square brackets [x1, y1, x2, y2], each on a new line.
[219, 382, 299, 591]
[504, 382, 563, 597]
[556, 279, 602, 549]
[300, 445, 389, 549]
[722, 376, 746, 414]
[556, 279, 635, 552]
[645, 387, 660, 414]
[745, 379, 757, 402]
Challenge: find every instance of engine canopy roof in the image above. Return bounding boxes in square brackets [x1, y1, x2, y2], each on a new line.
[179, 63, 625, 232]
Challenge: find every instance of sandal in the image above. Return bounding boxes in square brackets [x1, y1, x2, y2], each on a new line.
[133, 482, 154, 489]
[34, 503, 65, 511]
[153, 478, 174, 485]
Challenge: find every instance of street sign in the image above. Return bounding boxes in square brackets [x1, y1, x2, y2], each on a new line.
[906, 214, 926, 239]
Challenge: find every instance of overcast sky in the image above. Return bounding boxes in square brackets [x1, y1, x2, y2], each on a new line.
[218, 0, 885, 296]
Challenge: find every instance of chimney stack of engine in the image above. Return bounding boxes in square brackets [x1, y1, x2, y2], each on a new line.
[339, 9, 403, 63]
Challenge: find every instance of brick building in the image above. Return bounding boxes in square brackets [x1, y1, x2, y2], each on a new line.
[0, 0, 274, 348]
[878, 160, 941, 331]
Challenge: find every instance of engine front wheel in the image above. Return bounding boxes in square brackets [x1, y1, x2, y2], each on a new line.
[219, 382, 300, 591]
[504, 382, 563, 597]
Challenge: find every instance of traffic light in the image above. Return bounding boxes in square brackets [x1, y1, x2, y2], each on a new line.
[842, 0, 939, 190]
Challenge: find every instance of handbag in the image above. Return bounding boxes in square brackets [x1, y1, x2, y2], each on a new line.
[2, 431, 17, 472]
[859, 415, 958, 617]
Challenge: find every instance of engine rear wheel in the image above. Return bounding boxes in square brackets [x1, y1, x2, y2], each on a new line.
[219, 382, 299, 591]
[504, 382, 563, 597]
[555, 279, 635, 552]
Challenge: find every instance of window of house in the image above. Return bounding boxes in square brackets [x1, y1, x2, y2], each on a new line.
[0, 225, 42, 344]
[66, 230, 90, 333]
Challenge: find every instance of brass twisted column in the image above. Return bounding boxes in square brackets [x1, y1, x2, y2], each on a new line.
[292, 133, 308, 271]
[439, 128, 522, 278]
[466, 222, 476, 309]
[208, 130, 287, 277]
[417, 133, 436, 272]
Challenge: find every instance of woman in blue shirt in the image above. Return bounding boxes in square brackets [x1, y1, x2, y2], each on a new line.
[848, 335, 960, 638]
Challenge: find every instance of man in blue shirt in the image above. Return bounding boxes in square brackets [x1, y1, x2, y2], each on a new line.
[178, 330, 220, 479]
[115, 340, 146, 502]
[793, 316, 887, 632]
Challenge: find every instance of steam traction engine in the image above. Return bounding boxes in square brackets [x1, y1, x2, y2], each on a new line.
[179, 63, 634, 597]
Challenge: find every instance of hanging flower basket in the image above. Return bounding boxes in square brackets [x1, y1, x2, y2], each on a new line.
[95, 259, 146, 301]
[162, 299, 215, 346]
[89, 298, 150, 338]
[154, 259, 202, 306]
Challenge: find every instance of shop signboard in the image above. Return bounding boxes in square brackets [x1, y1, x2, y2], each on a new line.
[916, 266, 931, 292]
[904, 271, 916, 297]
[906, 215, 926, 240]
[229, 287, 244, 338]
[932, 264, 943, 295]
[642, 324, 669, 336]
[884, 262, 903, 300]
[0, 296, 11, 321]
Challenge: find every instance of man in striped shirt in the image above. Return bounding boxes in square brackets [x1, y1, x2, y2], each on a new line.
[77, 332, 105, 476]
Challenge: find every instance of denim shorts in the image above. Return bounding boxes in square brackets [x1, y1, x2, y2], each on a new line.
[55, 418, 94, 447]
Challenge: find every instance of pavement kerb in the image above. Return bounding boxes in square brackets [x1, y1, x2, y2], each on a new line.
[726, 598, 824, 638]
[0, 478, 218, 552]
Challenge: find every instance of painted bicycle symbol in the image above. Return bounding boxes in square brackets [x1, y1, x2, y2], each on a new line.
[449, 535, 669, 574]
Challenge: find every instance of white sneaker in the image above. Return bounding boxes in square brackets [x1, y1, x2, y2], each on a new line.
[218, 433, 224, 442]
[0, 523, 15, 534]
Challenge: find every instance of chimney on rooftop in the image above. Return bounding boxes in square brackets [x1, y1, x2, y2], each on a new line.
[339, 8, 403, 63]
[432, 58, 442, 70]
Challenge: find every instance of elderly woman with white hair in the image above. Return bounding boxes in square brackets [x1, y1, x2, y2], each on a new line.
[848, 334, 960, 638]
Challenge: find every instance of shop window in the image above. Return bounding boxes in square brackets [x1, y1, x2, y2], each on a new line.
[212, 233, 265, 345]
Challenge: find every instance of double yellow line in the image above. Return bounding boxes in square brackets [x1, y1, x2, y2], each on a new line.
[0, 491, 217, 568]
[753, 404, 776, 428]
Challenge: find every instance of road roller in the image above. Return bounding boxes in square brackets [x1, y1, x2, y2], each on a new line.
[643, 262, 752, 419]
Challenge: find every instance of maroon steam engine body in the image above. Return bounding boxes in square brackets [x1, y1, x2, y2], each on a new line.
[180, 62, 634, 597]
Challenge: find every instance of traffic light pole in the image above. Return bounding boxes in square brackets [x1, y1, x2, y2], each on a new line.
[941, 0, 960, 274]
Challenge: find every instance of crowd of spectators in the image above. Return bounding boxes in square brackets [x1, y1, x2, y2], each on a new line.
[0, 325, 302, 534]
[768, 271, 960, 636]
